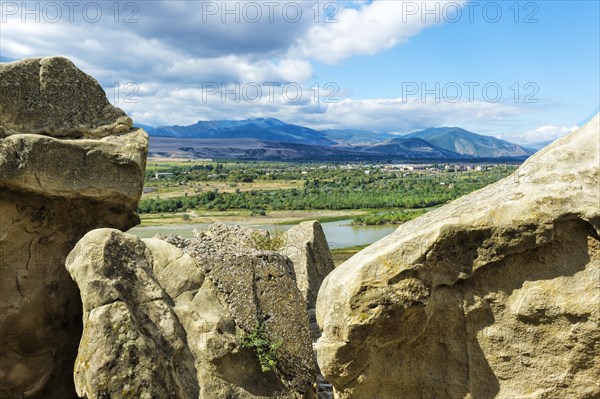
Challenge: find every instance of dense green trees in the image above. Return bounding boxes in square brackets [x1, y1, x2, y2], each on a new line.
[139, 163, 515, 215]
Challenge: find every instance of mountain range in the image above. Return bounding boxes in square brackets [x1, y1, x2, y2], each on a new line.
[138, 118, 536, 161]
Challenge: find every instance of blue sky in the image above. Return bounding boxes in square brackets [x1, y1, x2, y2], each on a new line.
[1, 1, 598, 143]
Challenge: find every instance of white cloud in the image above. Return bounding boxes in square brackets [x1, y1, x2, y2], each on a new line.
[0, 19, 314, 89]
[297, 1, 466, 64]
[512, 125, 579, 145]
[5, 0, 535, 138]
[1, 1, 460, 84]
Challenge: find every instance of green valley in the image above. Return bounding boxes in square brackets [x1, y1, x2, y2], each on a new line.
[139, 160, 517, 226]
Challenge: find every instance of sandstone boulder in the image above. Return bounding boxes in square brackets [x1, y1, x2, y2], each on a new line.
[66, 229, 199, 399]
[0, 57, 147, 399]
[315, 114, 600, 398]
[0, 57, 131, 138]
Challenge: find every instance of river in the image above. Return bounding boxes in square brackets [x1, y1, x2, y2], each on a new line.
[128, 219, 398, 249]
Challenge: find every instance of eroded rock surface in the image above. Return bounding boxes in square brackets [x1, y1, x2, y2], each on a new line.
[283, 221, 334, 343]
[316, 115, 600, 398]
[0, 56, 147, 399]
[284, 221, 335, 316]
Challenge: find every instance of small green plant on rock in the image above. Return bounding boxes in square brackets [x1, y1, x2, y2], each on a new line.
[240, 322, 282, 372]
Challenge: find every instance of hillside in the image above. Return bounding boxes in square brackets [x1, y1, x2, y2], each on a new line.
[322, 129, 396, 145]
[148, 137, 364, 160]
[148, 137, 465, 161]
[363, 137, 461, 158]
[403, 127, 533, 157]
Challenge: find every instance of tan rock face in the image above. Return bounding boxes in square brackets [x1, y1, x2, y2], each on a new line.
[0, 130, 147, 209]
[315, 115, 600, 399]
[284, 221, 335, 313]
[0, 57, 147, 399]
[283, 221, 335, 341]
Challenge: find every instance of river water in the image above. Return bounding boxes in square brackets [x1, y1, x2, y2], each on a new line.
[128, 219, 398, 249]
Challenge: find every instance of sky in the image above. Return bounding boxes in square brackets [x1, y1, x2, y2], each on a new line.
[1, 0, 598, 144]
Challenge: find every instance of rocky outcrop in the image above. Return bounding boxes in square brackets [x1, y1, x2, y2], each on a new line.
[66, 229, 199, 399]
[153, 224, 317, 398]
[0, 57, 147, 399]
[66, 223, 316, 398]
[315, 115, 600, 398]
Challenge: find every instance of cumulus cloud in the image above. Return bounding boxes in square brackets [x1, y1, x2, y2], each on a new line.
[512, 125, 579, 145]
[293, 97, 521, 132]
[133, 1, 314, 57]
[297, 0, 466, 64]
[0, 1, 317, 86]
[8, 33, 307, 84]
[1, 1, 313, 57]
[0, 1, 460, 84]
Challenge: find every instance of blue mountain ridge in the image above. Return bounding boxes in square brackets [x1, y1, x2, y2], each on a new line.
[137, 118, 534, 159]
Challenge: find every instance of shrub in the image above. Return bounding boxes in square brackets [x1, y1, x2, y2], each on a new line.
[248, 228, 286, 251]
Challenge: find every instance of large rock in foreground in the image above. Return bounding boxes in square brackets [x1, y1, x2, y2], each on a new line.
[0, 57, 147, 399]
[316, 115, 600, 398]
[154, 224, 317, 398]
[284, 221, 335, 316]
